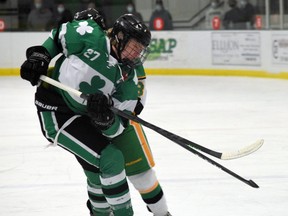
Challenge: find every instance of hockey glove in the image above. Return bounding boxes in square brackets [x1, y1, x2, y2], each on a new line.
[20, 46, 51, 86]
[87, 93, 115, 130]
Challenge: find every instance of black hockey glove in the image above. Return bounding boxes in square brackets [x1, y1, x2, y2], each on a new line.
[20, 46, 51, 86]
[87, 93, 115, 130]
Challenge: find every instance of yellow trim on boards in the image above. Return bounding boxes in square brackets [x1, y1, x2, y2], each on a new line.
[1, 68, 288, 79]
[145, 68, 288, 79]
[0, 68, 20, 76]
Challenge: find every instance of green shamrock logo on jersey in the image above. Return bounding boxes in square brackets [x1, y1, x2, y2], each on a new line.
[76, 21, 93, 35]
[79, 76, 105, 94]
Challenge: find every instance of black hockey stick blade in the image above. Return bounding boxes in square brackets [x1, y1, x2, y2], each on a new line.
[248, 180, 259, 188]
[187, 146, 259, 188]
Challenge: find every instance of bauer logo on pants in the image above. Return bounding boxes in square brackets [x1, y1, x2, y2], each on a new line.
[35, 100, 58, 111]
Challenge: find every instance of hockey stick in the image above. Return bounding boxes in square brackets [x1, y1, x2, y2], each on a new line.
[39, 75, 263, 160]
[39, 75, 260, 188]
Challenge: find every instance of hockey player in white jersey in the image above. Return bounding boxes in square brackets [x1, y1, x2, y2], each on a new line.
[20, 8, 171, 216]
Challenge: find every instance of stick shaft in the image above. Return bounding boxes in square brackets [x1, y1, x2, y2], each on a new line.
[39, 75, 259, 188]
[40, 75, 222, 157]
[40, 75, 88, 100]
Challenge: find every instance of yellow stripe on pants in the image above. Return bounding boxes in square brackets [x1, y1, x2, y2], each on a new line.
[130, 120, 155, 168]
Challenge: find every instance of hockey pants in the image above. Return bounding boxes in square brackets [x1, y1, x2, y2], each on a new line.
[37, 111, 133, 216]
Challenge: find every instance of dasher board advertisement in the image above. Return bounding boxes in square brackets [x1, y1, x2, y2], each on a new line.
[272, 34, 288, 65]
[212, 32, 261, 66]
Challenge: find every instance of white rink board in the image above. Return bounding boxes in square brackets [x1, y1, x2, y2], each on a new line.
[1, 31, 288, 75]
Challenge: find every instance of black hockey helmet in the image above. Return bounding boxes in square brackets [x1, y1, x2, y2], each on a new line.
[74, 8, 106, 30]
[110, 14, 151, 68]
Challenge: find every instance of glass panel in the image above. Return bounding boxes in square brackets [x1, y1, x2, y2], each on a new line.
[269, 0, 281, 29]
[1, 0, 288, 31]
[284, 0, 288, 29]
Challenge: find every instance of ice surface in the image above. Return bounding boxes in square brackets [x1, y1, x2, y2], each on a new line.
[1, 76, 288, 216]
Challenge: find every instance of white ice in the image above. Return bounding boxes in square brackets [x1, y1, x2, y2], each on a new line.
[1, 76, 288, 216]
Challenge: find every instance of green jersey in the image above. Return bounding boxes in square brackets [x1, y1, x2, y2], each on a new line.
[42, 19, 139, 138]
[134, 64, 147, 108]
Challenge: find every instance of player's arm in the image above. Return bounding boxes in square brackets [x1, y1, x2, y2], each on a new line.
[42, 28, 63, 58]
[85, 62, 138, 138]
[98, 69, 139, 137]
[86, 90, 138, 138]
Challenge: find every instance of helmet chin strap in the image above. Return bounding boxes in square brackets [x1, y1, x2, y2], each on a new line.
[110, 34, 123, 61]
[110, 37, 123, 63]
[111, 44, 118, 57]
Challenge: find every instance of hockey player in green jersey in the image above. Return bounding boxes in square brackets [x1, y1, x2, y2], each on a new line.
[20, 10, 150, 216]
[75, 11, 171, 215]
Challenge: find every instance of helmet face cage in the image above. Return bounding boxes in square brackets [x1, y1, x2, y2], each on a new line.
[119, 38, 150, 68]
[112, 14, 151, 68]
